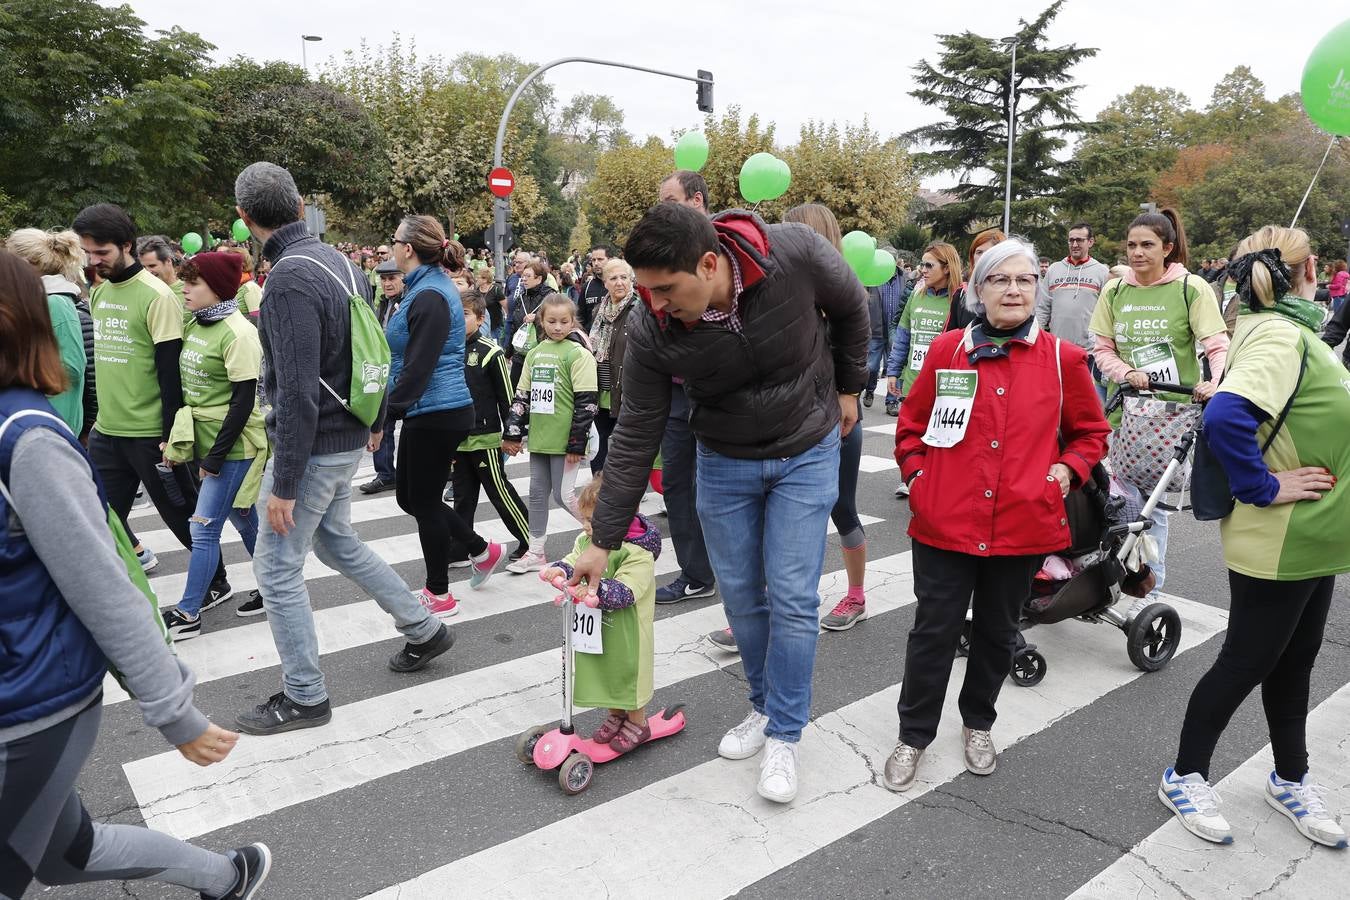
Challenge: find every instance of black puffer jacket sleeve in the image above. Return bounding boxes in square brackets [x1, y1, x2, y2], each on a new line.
[590, 310, 672, 549]
[808, 233, 870, 395]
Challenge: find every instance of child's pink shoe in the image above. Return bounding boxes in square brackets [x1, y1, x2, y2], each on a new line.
[418, 588, 458, 618]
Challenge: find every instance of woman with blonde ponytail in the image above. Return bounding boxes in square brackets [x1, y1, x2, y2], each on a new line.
[1157, 225, 1349, 851]
[5, 228, 94, 437]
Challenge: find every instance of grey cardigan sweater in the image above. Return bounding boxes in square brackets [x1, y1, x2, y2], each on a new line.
[259, 221, 376, 499]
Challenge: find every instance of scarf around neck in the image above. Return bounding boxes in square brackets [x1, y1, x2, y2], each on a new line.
[592, 292, 634, 362]
[193, 297, 238, 325]
[1238, 293, 1327, 333]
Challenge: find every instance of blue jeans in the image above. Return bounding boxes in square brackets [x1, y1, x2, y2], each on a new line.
[866, 335, 887, 393]
[696, 427, 840, 742]
[253, 449, 440, 705]
[372, 418, 397, 482]
[180, 458, 257, 615]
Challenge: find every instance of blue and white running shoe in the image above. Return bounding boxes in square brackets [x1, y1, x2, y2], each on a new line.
[1266, 771, 1348, 849]
[1158, 767, 1233, 844]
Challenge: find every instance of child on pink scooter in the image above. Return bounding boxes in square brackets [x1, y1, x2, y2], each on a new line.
[541, 474, 662, 754]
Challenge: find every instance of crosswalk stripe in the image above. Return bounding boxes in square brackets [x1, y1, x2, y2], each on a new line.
[120, 552, 917, 840]
[1069, 682, 1350, 899]
[365, 595, 1229, 899]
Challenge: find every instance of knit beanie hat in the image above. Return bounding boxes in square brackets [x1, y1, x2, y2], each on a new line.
[189, 252, 243, 303]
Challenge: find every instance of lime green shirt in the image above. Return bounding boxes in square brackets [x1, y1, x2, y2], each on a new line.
[1217, 314, 1350, 580]
[563, 530, 656, 710]
[1089, 275, 1227, 401]
[899, 288, 952, 395]
[236, 280, 263, 316]
[47, 293, 86, 434]
[516, 338, 597, 454]
[92, 269, 183, 437]
[180, 311, 264, 459]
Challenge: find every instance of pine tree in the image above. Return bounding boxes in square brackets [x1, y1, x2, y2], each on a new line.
[906, 0, 1097, 250]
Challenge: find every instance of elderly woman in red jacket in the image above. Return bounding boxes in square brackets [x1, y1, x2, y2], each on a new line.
[883, 237, 1110, 792]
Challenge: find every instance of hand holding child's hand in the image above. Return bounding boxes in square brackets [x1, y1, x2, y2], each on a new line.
[502, 440, 522, 456]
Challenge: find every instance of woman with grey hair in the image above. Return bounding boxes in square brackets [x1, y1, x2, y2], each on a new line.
[882, 237, 1111, 792]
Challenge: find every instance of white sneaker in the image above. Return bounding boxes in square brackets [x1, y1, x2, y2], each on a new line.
[718, 709, 769, 760]
[505, 550, 548, 574]
[1158, 768, 1234, 844]
[1266, 771, 1349, 849]
[758, 737, 798, 803]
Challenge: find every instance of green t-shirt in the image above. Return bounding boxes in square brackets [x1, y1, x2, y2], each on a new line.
[236, 280, 263, 316]
[516, 338, 597, 454]
[899, 288, 952, 395]
[180, 311, 264, 459]
[170, 279, 193, 327]
[1217, 314, 1350, 580]
[92, 269, 183, 437]
[47, 293, 86, 434]
[1088, 275, 1227, 403]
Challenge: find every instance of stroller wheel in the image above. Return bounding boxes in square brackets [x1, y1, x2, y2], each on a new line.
[558, 752, 594, 795]
[957, 621, 972, 657]
[1127, 603, 1183, 672]
[1009, 650, 1047, 687]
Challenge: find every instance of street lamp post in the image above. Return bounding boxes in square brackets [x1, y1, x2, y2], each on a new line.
[490, 57, 713, 284]
[301, 34, 323, 71]
[1001, 37, 1018, 236]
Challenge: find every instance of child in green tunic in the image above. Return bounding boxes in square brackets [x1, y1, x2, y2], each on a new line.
[542, 475, 662, 755]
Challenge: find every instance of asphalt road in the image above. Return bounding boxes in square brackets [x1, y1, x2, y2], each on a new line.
[39, 416, 1350, 900]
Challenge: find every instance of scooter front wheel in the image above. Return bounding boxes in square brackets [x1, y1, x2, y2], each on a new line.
[558, 752, 595, 795]
[514, 725, 549, 765]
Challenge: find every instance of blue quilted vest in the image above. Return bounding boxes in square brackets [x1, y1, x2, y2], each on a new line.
[0, 388, 106, 728]
[386, 264, 471, 418]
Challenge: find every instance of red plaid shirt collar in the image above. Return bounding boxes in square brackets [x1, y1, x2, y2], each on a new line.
[699, 248, 744, 333]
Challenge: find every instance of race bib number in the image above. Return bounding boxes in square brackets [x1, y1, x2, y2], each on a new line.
[922, 369, 978, 448]
[1129, 341, 1178, 385]
[530, 364, 557, 415]
[909, 331, 937, 372]
[512, 324, 531, 351]
[571, 605, 602, 654]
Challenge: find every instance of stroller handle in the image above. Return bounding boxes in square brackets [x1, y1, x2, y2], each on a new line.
[1105, 380, 1198, 415]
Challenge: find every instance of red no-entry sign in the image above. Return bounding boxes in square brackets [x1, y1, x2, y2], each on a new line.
[488, 167, 515, 198]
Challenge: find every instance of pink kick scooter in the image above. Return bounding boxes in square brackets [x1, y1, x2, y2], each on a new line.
[513, 573, 687, 795]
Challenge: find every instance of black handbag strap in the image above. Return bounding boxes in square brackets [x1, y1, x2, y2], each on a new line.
[1257, 337, 1308, 455]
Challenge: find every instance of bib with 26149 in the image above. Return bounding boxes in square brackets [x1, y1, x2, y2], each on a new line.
[909, 330, 938, 372]
[922, 369, 978, 448]
[530, 364, 557, 415]
[1129, 341, 1179, 384]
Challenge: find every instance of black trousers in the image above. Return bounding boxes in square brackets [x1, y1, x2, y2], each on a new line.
[590, 408, 616, 474]
[88, 430, 225, 589]
[1175, 571, 1335, 782]
[396, 416, 489, 594]
[448, 447, 530, 560]
[898, 541, 1041, 749]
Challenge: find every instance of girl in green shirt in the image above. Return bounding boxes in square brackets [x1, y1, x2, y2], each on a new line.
[502, 294, 598, 573]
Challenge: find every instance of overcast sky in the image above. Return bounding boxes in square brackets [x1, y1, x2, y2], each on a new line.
[119, 0, 1344, 180]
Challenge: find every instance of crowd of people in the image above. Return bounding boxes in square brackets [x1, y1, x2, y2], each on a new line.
[2, 152, 1348, 897]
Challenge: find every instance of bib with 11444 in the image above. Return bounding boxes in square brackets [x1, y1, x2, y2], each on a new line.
[922, 369, 978, 448]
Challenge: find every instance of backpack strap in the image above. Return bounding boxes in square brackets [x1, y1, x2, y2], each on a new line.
[273, 253, 360, 297]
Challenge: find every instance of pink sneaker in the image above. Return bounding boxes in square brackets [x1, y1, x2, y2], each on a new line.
[418, 588, 458, 618]
[469, 541, 505, 589]
[821, 595, 866, 631]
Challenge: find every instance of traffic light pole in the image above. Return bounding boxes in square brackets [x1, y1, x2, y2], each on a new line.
[491, 57, 713, 284]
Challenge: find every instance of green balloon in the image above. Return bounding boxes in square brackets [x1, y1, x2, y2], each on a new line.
[739, 152, 777, 203]
[231, 218, 250, 242]
[181, 232, 203, 254]
[1301, 18, 1350, 135]
[763, 156, 791, 201]
[861, 249, 897, 287]
[841, 231, 876, 273]
[673, 130, 710, 172]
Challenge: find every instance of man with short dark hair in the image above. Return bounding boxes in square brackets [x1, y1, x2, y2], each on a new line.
[578, 245, 611, 332]
[232, 161, 452, 736]
[569, 201, 868, 804]
[75, 205, 230, 603]
[659, 170, 711, 212]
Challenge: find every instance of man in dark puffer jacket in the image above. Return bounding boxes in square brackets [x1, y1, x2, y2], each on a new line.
[570, 203, 868, 804]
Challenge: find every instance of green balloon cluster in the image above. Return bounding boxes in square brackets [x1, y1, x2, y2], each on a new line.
[841, 230, 896, 287]
[1301, 18, 1350, 135]
[231, 218, 251, 242]
[181, 232, 203, 255]
[673, 130, 709, 171]
[739, 152, 791, 203]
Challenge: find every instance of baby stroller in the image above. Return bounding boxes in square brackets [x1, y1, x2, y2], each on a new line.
[957, 380, 1192, 686]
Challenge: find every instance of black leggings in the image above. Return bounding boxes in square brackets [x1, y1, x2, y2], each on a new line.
[591, 407, 617, 474]
[396, 414, 489, 594]
[1174, 571, 1335, 782]
[828, 413, 864, 548]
